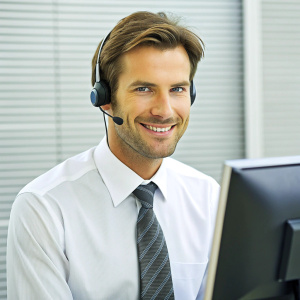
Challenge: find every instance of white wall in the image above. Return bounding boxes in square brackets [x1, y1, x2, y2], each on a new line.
[244, 0, 300, 158]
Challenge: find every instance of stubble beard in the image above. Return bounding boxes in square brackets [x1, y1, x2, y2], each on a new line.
[112, 114, 189, 160]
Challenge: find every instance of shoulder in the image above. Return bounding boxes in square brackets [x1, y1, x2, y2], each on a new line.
[162, 157, 220, 208]
[162, 157, 220, 227]
[10, 147, 100, 234]
[18, 147, 97, 197]
[163, 157, 219, 187]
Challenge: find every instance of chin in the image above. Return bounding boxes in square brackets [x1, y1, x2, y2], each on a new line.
[142, 146, 177, 159]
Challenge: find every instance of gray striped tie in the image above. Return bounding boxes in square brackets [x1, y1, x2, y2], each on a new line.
[133, 182, 174, 300]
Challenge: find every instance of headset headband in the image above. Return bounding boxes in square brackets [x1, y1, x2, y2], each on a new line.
[95, 32, 111, 82]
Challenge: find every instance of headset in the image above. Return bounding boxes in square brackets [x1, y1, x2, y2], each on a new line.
[90, 33, 123, 125]
[90, 31, 197, 125]
[90, 32, 112, 108]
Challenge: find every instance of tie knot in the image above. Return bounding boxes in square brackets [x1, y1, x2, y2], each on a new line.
[132, 182, 157, 208]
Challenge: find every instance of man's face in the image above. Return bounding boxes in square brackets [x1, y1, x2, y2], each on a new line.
[108, 45, 191, 163]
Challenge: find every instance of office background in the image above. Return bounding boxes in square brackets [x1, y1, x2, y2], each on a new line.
[0, 0, 299, 298]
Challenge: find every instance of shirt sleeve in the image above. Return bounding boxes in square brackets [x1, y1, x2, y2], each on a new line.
[7, 192, 73, 300]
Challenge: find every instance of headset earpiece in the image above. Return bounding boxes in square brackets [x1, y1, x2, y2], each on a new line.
[90, 80, 111, 107]
[190, 80, 196, 105]
[90, 33, 112, 107]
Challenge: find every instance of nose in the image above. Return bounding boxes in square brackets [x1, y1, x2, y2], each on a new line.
[150, 92, 173, 119]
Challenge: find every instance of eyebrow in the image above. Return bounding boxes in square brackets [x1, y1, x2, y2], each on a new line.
[170, 81, 190, 87]
[128, 80, 190, 89]
[128, 81, 157, 89]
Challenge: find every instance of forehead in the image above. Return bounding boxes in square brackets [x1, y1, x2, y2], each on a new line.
[118, 45, 191, 84]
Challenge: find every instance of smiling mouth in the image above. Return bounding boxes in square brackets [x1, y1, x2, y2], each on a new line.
[142, 124, 173, 132]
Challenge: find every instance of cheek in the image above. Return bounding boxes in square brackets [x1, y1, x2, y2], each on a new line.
[176, 100, 191, 120]
[113, 94, 143, 116]
[126, 102, 149, 120]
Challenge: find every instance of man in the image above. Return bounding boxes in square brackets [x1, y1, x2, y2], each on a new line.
[7, 11, 219, 299]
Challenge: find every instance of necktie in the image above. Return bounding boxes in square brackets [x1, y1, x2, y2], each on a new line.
[133, 182, 174, 300]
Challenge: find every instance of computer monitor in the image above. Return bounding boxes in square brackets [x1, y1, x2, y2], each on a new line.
[204, 156, 300, 300]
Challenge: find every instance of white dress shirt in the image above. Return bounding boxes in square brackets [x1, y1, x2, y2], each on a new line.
[7, 138, 220, 300]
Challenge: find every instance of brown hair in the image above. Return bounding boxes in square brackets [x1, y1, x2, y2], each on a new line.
[91, 11, 204, 102]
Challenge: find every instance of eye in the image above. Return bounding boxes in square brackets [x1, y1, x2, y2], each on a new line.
[171, 87, 185, 92]
[136, 87, 151, 92]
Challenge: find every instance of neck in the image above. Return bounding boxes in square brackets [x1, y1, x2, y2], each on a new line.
[111, 145, 163, 180]
[107, 126, 163, 180]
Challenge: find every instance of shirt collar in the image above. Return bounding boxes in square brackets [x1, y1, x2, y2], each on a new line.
[150, 159, 168, 200]
[94, 138, 168, 207]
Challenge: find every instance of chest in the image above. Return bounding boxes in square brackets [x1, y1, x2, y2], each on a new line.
[61, 191, 211, 299]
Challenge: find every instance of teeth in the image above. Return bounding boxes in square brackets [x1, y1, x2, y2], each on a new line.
[144, 125, 172, 132]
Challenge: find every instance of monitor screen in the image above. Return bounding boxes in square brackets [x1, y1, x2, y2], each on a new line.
[204, 156, 300, 300]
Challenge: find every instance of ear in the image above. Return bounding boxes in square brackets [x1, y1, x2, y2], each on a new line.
[101, 103, 111, 111]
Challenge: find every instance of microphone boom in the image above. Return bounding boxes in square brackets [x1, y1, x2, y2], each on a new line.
[99, 107, 123, 125]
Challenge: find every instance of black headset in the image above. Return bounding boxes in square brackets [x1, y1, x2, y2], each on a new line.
[90, 32, 197, 111]
[90, 32, 112, 108]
